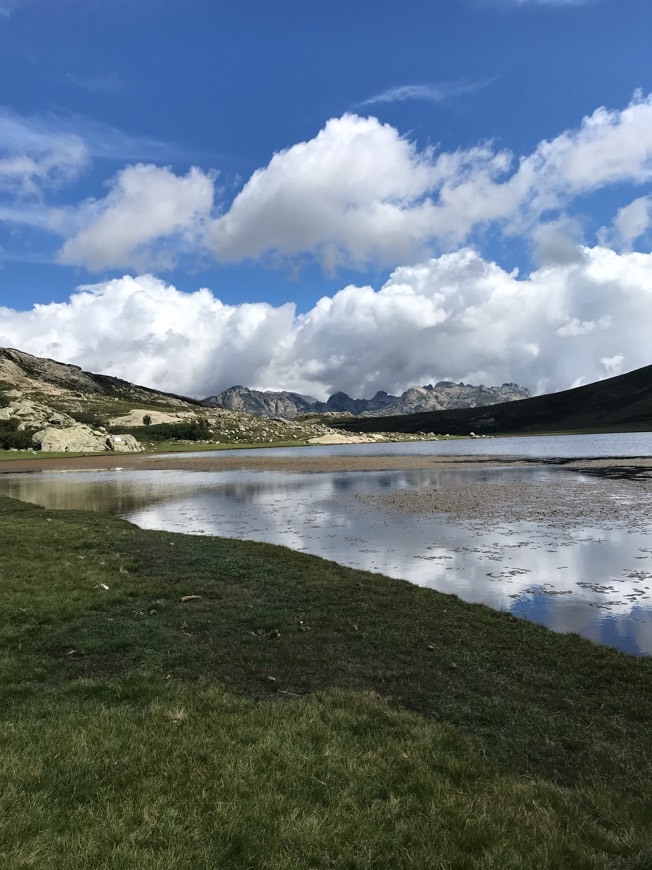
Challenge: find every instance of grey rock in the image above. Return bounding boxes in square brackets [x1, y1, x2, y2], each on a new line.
[32, 424, 144, 453]
[203, 381, 530, 419]
[204, 385, 319, 418]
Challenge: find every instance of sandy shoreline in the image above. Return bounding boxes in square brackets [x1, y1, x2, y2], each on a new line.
[1, 450, 652, 477]
[0, 451, 528, 475]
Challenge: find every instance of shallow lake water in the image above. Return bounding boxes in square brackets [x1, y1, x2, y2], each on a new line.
[174, 430, 652, 460]
[2, 454, 652, 656]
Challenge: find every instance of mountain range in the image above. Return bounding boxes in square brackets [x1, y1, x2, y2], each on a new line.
[3, 346, 651, 444]
[204, 381, 530, 419]
[336, 364, 652, 436]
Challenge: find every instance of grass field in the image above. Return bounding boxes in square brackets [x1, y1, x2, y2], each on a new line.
[1, 494, 651, 868]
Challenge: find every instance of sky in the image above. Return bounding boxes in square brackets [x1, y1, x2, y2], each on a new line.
[0, 0, 651, 400]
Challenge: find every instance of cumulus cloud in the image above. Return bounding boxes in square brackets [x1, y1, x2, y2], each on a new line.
[207, 113, 514, 271]
[531, 218, 586, 266]
[203, 92, 652, 272]
[1, 245, 650, 400]
[57, 164, 216, 270]
[0, 274, 296, 397]
[5, 92, 652, 274]
[517, 90, 652, 210]
[599, 196, 652, 250]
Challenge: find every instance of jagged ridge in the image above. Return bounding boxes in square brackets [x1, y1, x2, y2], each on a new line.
[204, 381, 530, 419]
[335, 364, 652, 436]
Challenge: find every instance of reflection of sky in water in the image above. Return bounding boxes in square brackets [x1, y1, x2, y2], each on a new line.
[1, 465, 651, 656]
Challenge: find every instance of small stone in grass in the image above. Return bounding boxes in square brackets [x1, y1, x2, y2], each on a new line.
[427, 644, 434, 651]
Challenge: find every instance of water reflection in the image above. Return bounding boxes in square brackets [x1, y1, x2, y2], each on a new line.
[1, 466, 651, 656]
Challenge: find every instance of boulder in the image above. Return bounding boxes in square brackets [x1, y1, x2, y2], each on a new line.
[105, 434, 143, 452]
[32, 425, 143, 453]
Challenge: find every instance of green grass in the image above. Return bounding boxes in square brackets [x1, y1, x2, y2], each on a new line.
[0, 495, 651, 868]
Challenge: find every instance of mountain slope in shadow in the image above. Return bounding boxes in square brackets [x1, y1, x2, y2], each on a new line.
[335, 365, 652, 436]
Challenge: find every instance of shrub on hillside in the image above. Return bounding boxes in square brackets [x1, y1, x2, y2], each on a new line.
[70, 410, 103, 429]
[0, 419, 37, 450]
[109, 418, 212, 442]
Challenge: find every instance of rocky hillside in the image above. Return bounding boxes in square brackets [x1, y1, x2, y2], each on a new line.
[204, 385, 317, 418]
[0, 347, 202, 413]
[0, 348, 393, 451]
[205, 381, 530, 419]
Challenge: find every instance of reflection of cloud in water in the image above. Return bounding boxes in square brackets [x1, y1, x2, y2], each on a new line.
[1, 466, 651, 656]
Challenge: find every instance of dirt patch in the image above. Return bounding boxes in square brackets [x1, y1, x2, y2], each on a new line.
[361, 462, 652, 529]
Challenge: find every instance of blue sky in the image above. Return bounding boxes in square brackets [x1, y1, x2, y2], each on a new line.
[1, 0, 651, 399]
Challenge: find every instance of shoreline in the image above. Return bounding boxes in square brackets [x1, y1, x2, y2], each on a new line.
[1, 449, 652, 477]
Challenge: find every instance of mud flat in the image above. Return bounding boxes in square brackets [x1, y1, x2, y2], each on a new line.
[0, 451, 521, 475]
[360, 457, 652, 529]
[2, 448, 651, 480]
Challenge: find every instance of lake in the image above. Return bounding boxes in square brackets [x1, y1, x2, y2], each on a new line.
[1, 431, 651, 656]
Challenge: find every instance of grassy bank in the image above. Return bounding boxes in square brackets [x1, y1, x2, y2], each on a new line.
[1, 495, 651, 868]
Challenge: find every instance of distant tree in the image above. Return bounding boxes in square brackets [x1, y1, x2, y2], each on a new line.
[143, 415, 152, 426]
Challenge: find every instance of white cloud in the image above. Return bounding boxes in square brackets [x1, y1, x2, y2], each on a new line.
[599, 196, 652, 250]
[207, 113, 514, 271]
[66, 71, 123, 95]
[531, 218, 586, 266]
[600, 353, 625, 377]
[203, 92, 652, 273]
[4, 92, 652, 274]
[57, 164, 216, 270]
[516, 90, 652, 212]
[0, 111, 88, 198]
[359, 79, 494, 106]
[511, 0, 595, 5]
[0, 0, 30, 17]
[0, 274, 296, 398]
[474, 0, 597, 7]
[36, 110, 195, 163]
[1, 245, 650, 400]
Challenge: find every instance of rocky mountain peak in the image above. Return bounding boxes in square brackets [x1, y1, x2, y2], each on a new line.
[204, 381, 530, 419]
